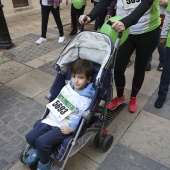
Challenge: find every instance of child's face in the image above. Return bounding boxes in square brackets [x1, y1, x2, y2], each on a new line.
[71, 73, 91, 91]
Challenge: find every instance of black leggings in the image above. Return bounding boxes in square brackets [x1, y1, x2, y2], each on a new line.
[114, 26, 160, 97]
[71, 4, 85, 30]
[41, 5, 64, 38]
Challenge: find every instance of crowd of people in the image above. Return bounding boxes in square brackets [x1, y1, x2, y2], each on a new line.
[37, 0, 170, 111]
[36, 0, 117, 44]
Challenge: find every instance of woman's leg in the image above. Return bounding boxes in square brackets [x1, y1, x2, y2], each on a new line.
[71, 4, 78, 31]
[131, 26, 160, 97]
[41, 5, 50, 38]
[50, 6, 64, 37]
[114, 35, 135, 97]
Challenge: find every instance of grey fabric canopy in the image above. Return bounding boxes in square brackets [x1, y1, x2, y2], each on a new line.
[56, 31, 112, 82]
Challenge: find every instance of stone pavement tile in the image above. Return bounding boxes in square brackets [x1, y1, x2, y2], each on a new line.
[34, 88, 50, 106]
[0, 60, 33, 84]
[0, 84, 44, 170]
[97, 143, 170, 170]
[144, 88, 170, 120]
[5, 33, 65, 64]
[58, 152, 99, 170]
[79, 115, 130, 164]
[9, 152, 99, 170]
[119, 111, 170, 168]
[0, 159, 9, 170]
[26, 46, 65, 69]
[25, 57, 47, 68]
[38, 60, 57, 77]
[5, 69, 54, 98]
[38, 47, 65, 63]
[125, 68, 160, 97]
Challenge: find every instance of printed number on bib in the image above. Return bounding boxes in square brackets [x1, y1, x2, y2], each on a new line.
[46, 93, 76, 121]
[122, 0, 141, 10]
[52, 100, 68, 115]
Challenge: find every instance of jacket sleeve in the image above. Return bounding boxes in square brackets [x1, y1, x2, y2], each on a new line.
[53, 0, 61, 6]
[69, 117, 81, 132]
[107, 0, 117, 16]
[160, 3, 170, 38]
[87, 0, 111, 21]
[69, 98, 91, 132]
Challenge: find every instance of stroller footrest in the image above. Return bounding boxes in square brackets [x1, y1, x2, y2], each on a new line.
[105, 103, 126, 128]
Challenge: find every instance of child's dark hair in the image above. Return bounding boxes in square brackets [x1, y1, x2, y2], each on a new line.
[71, 59, 93, 78]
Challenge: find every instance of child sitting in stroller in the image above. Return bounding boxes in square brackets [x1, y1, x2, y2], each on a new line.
[24, 59, 95, 170]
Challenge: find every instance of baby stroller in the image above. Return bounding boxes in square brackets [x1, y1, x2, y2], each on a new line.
[20, 30, 123, 170]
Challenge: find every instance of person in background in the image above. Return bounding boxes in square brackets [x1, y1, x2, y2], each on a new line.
[105, 0, 117, 20]
[91, 0, 107, 31]
[155, 2, 170, 108]
[35, 0, 65, 45]
[79, 0, 160, 113]
[69, 0, 87, 36]
[145, 0, 168, 71]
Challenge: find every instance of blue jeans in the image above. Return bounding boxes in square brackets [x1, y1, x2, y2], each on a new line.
[158, 47, 170, 98]
[147, 28, 166, 65]
[148, 44, 166, 65]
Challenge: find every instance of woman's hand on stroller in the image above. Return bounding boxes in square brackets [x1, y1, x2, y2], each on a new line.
[60, 126, 73, 134]
[111, 20, 125, 33]
[79, 15, 91, 25]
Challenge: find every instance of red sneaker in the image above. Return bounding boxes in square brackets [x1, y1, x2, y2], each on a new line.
[129, 97, 137, 113]
[107, 96, 125, 110]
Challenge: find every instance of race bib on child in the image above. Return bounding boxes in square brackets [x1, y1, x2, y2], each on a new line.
[46, 91, 77, 121]
[122, 0, 141, 10]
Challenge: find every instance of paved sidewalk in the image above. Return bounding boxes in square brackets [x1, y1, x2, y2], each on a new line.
[1, 2, 170, 170]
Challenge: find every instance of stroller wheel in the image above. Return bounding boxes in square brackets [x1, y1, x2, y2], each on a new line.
[20, 148, 26, 163]
[19, 145, 31, 164]
[101, 134, 113, 152]
[93, 132, 100, 147]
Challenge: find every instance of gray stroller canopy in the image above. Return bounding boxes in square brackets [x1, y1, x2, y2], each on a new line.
[56, 31, 112, 82]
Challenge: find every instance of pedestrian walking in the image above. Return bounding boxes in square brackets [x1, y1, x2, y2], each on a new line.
[69, 0, 87, 36]
[155, 2, 170, 108]
[145, 0, 168, 71]
[35, 0, 65, 45]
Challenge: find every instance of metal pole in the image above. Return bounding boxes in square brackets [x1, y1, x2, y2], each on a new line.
[0, 0, 14, 49]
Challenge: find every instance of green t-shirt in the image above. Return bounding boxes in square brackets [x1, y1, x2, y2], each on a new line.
[166, 2, 170, 47]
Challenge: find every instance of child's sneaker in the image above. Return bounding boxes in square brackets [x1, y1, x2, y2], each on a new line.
[107, 95, 125, 110]
[58, 36, 65, 43]
[25, 149, 39, 166]
[37, 157, 54, 170]
[35, 37, 47, 45]
[129, 97, 137, 113]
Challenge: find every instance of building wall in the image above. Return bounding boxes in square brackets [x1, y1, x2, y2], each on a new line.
[1, 0, 67, 14]
[1, 0, 40, 14]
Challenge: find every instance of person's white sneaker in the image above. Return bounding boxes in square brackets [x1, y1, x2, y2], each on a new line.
[58, 36, 65, 43]
[35, 37, 47, 45]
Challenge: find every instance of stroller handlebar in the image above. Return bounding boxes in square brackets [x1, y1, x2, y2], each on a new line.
[106, 20, 122, 38]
